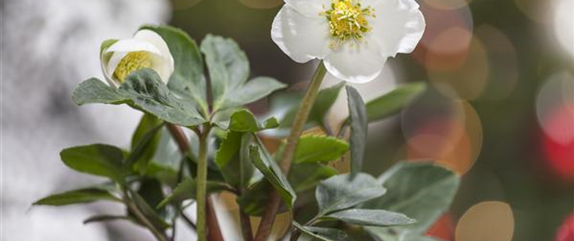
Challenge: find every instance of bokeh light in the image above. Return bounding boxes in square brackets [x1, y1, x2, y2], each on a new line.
[553, 0, 574, 57]
[455, 201, 515, 241]
[422, 0, 471, 10]
[514, 0, 552, 23]
[401, 91, 483, 175]
[555, 213, 574, 241]
[428, 37, 489, 100]
[473, 25, 519, 100]
[536, 71, 574, 146]
[427, 213, 456, 241]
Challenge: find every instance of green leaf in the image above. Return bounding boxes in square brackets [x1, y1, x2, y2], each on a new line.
[60, 144, 126, 182]
[119, 68, 205, 126]
[127, 114, 163, 172]
[289, 163, 338, 193]
[157, 178, 230, 208]
[293, 222, 352, 241]
[325, 209, 415, 227]
[365, 82, 426, 122]
[34, 188, 120, 206]
[346, 86, 368, 178]
[362, 162, 459, 238]
[83, 215, 134, 225]
[221, 77, 287, 109]
[293, 135, 349, 164]
[129, 189, 170, 229]
[140, 25, 208, 112]
[220, 109, 279, 132]
[263, 82, 345, 137]
[215, 131, 254, 188]
[72, 78, 129, 105]
[200, 35, 249, 110]
[237, 180, 272, 216]
[316, 173, 385, 216]
[249, 143, 296, 210]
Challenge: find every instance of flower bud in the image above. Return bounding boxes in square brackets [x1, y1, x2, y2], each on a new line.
[101, 29, 174, 88]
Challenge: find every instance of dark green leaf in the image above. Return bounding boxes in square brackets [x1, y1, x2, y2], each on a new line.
[200, 35, 249, 110]
[215, 131, 254, 188]
[72, 78, 129, 105]
[316, 173, 385, 216]
[119, 68, 205, 126]
[140, 25, 208, 112]
[83, 215, 133, 225]
[237, 180, 272, 216]
[157, 178, 230, 208]
[289, 163, 338, 193]
[61, 144, 126, 182]
[363, 162, 459, 238]
[249, 143, 296, 210]
[221, 77, 287, 109]
[263, 82, 345, 137]
[325, 209, 415, 227]
[127, 114, 163, 172]
[365, 82, 426, 122]
[293, 135, 349, 164]
[346, 86, 368, 178]
[34, 188, 120, 206]
[293, 222, 352, 241]
[129, 190, 170, 229]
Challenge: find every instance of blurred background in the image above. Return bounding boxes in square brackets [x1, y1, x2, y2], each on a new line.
[2, 0, 573, 241]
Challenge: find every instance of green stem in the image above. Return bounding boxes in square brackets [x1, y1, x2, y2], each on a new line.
[254, 61, 327, 241]
[196, 123, 211, 241]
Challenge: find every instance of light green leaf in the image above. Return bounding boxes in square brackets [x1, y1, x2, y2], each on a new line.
[316, 173, 385, 216]
[346, 86, 368, 178]
[365, 83, 426, 122]
[289, 163, 338, 193]
[140, 25, 208, 112]
[249, 144, 296, 210]
[60, 144, 126, 182]
[200, 34, 249, 110]
[363, 162, 459, 238]
[325, 209, 415, 227]
[220, 109, 279, 132]
[119, 68, 205, 127]
[293, 135, 349, 164]
[293, 222, 352, 241]
[72, 78, 129, 105]
[157, 178, 230, 208]
[221, 76, 287, 109]
[33, 188, 120, 206]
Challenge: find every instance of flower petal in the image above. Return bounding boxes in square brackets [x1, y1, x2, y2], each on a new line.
[284, 0, 330, 18]
[272, 5, 331, 63]
[134, 29, 175, 79]
[324, 41, 387, 83]
[370, 0, 425, 57]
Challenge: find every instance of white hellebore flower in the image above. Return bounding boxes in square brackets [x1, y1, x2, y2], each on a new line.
[271, 0, 425, 83]
[101, 29, 174, 88]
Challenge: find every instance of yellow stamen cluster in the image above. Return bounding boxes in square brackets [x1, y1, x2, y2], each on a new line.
[322, 0, 375, 48]
[113, 51, 152, 83]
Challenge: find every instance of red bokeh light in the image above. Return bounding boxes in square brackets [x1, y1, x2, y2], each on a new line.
[555, 213, 574, 241]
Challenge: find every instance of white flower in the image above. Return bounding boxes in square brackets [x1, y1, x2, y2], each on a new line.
[101, 29, 174, 88]
[271, 0, 425, 83]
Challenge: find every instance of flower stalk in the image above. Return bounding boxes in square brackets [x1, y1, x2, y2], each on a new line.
[196, 123, 211, 241]
[166, 123, 223, 241]
[254, 61, 327, 241]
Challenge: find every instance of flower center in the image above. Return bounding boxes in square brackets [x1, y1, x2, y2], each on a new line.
[323, 0, 375, 47]
[113, 51, 153, 83]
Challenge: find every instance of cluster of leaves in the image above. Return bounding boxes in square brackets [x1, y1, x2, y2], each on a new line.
[34, 25, 458, 241]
